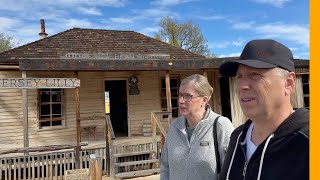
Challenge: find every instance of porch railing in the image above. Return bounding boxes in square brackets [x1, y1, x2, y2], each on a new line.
[0, 113, 165, 180]
[151, 111, 171, 155]
[0, 147, 107, 180]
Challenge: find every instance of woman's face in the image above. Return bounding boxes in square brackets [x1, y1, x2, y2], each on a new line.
[178, 82, 206, 119]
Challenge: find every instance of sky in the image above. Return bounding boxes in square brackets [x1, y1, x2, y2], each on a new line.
[0, 0, 309, 59]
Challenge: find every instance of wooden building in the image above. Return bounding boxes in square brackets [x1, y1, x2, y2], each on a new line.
[0, 24, 309, 179]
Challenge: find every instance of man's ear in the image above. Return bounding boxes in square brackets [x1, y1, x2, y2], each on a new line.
[285, 72, 296, 95]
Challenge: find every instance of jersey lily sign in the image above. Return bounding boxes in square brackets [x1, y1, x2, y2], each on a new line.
[0, 78, 80, 89]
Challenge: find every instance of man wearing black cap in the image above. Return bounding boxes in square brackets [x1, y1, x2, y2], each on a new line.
[218, 39, 309, 180]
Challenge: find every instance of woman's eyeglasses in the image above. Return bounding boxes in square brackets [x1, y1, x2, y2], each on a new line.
[179, 93, 202, 102]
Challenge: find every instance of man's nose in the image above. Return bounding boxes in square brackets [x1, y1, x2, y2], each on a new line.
[238, 79, 250, 90]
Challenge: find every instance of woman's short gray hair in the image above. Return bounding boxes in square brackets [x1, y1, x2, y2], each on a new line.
[180, 74, 213, 99]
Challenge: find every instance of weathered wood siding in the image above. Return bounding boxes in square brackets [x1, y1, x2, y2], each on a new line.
[4, 69, 307, 147]
[0, 71, 80, 150]
[291, 75, 305, 108]
[0, 71, 170, 145]
[0, 71, 24, 149]
[126, 71, 161, 136]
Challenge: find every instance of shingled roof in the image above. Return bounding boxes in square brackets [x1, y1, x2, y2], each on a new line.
[0, 28, 205, 65]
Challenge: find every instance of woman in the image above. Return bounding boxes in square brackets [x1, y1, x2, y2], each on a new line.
[160, 74, 234, 180]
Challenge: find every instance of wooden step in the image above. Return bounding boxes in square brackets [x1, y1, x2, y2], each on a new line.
[115, 159, 159, 167]
[114, 150, 156, 158]
[115, 168, 160, 179]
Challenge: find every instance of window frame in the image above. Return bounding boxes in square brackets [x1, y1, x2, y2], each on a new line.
[160, 76, 180, 118]
[37, 89, 66, 130]
[301, 74, 309, 109]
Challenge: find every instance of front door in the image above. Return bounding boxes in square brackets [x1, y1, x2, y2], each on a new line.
[220, 77, 232, 121]
[105, 80, 128, 137]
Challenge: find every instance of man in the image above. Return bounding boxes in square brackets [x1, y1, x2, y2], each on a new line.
[218, 39, 309, 180]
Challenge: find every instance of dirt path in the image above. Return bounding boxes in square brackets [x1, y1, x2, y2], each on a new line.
[102, 174, 160, 180]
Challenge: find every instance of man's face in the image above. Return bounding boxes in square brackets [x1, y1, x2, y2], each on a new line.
[236, 65, 288, 120]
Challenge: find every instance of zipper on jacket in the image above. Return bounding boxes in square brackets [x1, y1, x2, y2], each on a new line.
[242, 161, 248, 179]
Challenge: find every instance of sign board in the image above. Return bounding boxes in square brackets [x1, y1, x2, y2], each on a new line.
[62, 52, 170, 60]
[0, 78, 80, 89]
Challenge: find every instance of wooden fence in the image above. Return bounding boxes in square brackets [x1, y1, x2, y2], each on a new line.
[0, 147, 106, 180]
[1, 142, 160, 180]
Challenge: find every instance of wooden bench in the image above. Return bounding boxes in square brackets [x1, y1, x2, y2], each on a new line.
[81, 125, 97, 141]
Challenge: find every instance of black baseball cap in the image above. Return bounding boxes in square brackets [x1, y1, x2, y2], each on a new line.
[219, 39, 295, 77]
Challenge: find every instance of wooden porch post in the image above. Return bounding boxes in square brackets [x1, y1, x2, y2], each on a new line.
[75, 71, 81, 169]
[22, 71, 29, 154]
[212, 70, 222, 114]
[203, 69, 208, 78]
[89, 154, 102, 180]
[165, 71, 172, 124]
[105, 115, 111, 176]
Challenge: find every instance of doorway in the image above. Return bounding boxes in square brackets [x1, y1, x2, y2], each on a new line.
[220, 77, 232, 121]
[105, 80, 128, 137]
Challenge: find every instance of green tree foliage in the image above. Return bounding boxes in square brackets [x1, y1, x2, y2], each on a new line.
[0, 32, 16, 53]
[155, 16, 215, 57]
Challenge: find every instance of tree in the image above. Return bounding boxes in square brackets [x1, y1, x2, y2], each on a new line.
[0, 32, 16, 53]
[155, 16, 215, 57]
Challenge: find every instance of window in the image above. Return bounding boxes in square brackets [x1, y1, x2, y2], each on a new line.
[302, 74, 309, 109]
[161, 78, 179, 117]
[39, 89, 64, 128]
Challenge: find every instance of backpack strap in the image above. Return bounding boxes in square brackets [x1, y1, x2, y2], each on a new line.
[213, 116, 221, 174]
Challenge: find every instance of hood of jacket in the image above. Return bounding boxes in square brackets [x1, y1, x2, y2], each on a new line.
[238, 108, 309, 144]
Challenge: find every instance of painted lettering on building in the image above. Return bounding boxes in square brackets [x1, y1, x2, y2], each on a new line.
[0, 78, 80, 88]
[63, 53, 170, 60]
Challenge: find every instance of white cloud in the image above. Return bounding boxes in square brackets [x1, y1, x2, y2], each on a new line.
[0, 0, 26, 11]
[0, 17, 18, 31]
[0, 0, 126, 12]
[232, 39, 246, 47]
[142, 8, 172, 17]
[33, 0, 126, 7]
[109, 8, 177, 25]
[288, 47, 299, 51]
[252, 0, 291, 8]
[231, 21, 255, 30]
[209, 39, 245, 49]
[63, 19, 93, 28]
[139, 27, 159, 36]
[151, 0, 195, 6]
[209, 42, 230, 49]
[294, 51, 309, 59]
[219, 52, 241, 58]
[227, 19, 309, 48]
[197, 15, 226, 21]
[255, 23, 309, 48]
[110, 17, 135, 24]
[78, 7, 102, 16]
